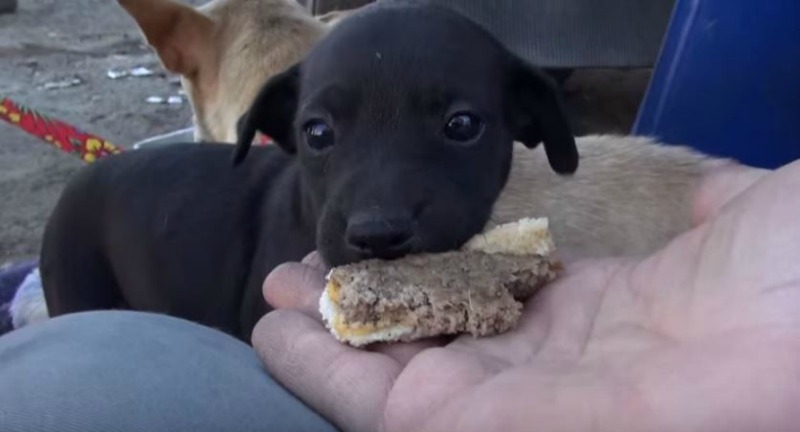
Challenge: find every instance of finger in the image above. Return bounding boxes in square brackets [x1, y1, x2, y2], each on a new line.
[691, 161, 770, 226]
[263, 262, 326, 317]
[369, 337, 449, 366]
[253, 310, 401, 432]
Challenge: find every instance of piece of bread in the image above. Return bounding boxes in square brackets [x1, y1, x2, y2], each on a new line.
[319, 217, 561, 347]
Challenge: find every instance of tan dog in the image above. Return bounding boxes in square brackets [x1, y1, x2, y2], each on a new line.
[119, 0, 762, 260]
[494, 137, 731, 260]
[118, 0, 327, 143]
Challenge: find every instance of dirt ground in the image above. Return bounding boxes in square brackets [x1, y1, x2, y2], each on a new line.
[0, 0, 650, 265]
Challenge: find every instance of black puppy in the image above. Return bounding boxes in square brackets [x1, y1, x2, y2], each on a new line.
[40, 2, 578, 342]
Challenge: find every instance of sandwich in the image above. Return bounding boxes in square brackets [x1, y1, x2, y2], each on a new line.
[319, 217, 561, 347]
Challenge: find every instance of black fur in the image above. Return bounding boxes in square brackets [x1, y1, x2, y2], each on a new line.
[41, 3, 578, 342]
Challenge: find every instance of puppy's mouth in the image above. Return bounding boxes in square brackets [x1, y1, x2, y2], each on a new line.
[319, 201, 485, 267]
[344, 220, 419, 262]
[350, 235, 419, 262]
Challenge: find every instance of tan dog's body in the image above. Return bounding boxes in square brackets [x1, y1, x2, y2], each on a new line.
[120, 0, 754, 260]
[498, 137, 723, 260]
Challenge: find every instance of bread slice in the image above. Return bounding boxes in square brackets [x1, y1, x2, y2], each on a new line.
[319, 217, 561, 347]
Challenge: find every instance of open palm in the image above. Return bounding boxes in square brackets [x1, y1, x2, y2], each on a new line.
[254, 161, 800, 432]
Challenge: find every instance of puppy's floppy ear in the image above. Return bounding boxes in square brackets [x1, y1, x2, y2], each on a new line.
[233, 64, 301, 165]
[507, 59, 579, 175]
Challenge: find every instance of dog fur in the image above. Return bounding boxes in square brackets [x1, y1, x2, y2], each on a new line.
[118, 0, 327, 143]
[494, 136, 726, 261]
[13, 0, 333, 331]
[117, 0, 728, 261]
[17, 0, 763, 332]
[125, 0, 729, 260]
[40, 3, 583, 341]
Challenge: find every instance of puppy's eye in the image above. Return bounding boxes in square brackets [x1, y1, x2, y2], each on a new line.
[303, 120, 335, 150]
[443, 112, 484, 143]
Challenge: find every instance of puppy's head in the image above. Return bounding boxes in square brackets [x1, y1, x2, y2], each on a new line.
[236, 3, 578, 266]
[118, 0, 326, 143]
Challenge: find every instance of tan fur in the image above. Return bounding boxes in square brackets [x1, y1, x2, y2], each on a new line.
[119, 0, 327, 143]
[494, 136, 728, 260]
[120, 0, 756, 259]
[118, 0, 216, 75]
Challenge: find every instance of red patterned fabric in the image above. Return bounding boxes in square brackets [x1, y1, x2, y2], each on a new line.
[1, 96, 273, 164]
[256, 132, 274, 145]
[1, 97, 123, 163]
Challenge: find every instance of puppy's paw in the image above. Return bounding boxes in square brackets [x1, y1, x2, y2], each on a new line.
[10, 268, 50, 329]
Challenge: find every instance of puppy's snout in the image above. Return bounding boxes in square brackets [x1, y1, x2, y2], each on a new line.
[345, 210, 415, 260]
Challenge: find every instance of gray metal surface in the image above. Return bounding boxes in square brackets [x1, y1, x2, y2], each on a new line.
[309, 0, 675, 68]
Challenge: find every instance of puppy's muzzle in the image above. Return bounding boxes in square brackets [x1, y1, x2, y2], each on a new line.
[345, 209, 415, 260]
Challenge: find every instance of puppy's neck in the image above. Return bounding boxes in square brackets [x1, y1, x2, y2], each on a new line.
[255, 156, 319, 238]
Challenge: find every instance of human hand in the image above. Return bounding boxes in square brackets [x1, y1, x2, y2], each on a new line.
[253, 162, 800, 432]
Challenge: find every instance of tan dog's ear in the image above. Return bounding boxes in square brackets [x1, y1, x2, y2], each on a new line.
[117, 0, 214, 75]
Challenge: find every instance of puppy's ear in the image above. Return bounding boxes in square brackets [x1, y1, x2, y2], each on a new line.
[233, 64, 301, 165]
[117, 0, 214, 76]
[507, 59, 579, 175]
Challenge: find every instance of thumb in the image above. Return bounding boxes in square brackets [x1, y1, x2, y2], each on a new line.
[263, 262, 327, 318]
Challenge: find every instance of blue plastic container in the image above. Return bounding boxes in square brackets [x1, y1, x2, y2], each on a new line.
[633, 0, 800, 169]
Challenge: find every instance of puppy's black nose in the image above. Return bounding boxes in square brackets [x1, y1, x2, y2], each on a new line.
[345, 211, 415, 259]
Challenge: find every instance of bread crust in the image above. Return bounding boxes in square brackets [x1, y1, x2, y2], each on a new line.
[320, 218, 561, 346]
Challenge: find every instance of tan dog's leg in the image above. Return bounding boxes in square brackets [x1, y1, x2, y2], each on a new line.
[118, 0, 215, 75]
